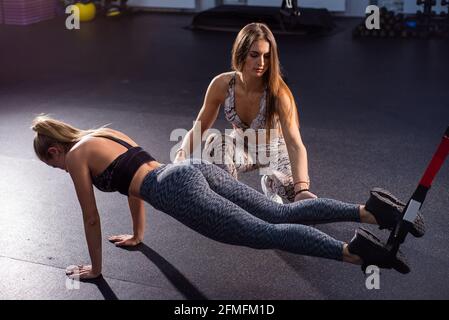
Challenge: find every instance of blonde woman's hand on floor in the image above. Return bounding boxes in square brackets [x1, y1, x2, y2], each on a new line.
[108, 234, 142, 247]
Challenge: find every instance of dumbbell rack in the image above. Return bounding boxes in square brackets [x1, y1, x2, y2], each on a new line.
[415, 0, 449, 38]
[353, 0, 449, 39]
[442, 0, 449, 17]
[417, 0, 435, 17]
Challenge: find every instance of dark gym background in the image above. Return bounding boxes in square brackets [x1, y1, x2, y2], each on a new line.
[0, 0, 448, 300]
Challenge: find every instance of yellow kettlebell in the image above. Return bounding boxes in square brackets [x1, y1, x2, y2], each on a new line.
[74, 2, 96, 22]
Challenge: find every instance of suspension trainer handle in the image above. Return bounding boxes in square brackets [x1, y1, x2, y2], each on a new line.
[386, 126, 449, 255]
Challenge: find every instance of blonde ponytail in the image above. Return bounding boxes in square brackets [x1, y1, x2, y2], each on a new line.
[31, 114, 115, 161]
[32, 115, 89, 143]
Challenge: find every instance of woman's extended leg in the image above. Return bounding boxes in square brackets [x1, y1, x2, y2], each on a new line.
[140, 162, 348, 261]
[193, 161, 362, 226]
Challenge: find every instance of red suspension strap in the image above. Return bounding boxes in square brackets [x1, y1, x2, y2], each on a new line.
[419, 128, 449, 188]
[387, 126, 449, 255]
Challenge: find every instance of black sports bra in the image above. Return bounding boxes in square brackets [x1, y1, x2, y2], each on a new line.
[91, 135, 156, 196]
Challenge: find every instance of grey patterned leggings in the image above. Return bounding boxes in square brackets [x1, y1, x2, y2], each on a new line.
[140, 160, 360, 261]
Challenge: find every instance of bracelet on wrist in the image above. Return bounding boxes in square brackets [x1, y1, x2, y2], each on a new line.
[294, 180, 310, 186]
[294, 182, 310, 192]
[295, 188, 310, 196]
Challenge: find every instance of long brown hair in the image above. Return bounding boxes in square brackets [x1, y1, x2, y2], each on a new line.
[231, 23, 296, 133]
[31, 114, 117, 161]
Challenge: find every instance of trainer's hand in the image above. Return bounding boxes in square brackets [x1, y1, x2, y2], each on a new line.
[65, 264, 101, 280]
[294, 191, 318, 202]
[108, 234, 141, 247]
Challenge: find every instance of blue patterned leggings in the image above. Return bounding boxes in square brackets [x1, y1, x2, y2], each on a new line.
[139, 160, 360, 261]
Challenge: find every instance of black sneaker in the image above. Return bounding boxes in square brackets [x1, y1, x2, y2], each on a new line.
[365, 188, 425, 238]
[348, 227, 410, 274]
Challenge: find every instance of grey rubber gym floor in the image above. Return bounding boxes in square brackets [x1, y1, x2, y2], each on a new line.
[0, 13, 448, 300]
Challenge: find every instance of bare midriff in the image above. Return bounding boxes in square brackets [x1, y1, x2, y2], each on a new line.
[128, 160, 163, 198]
